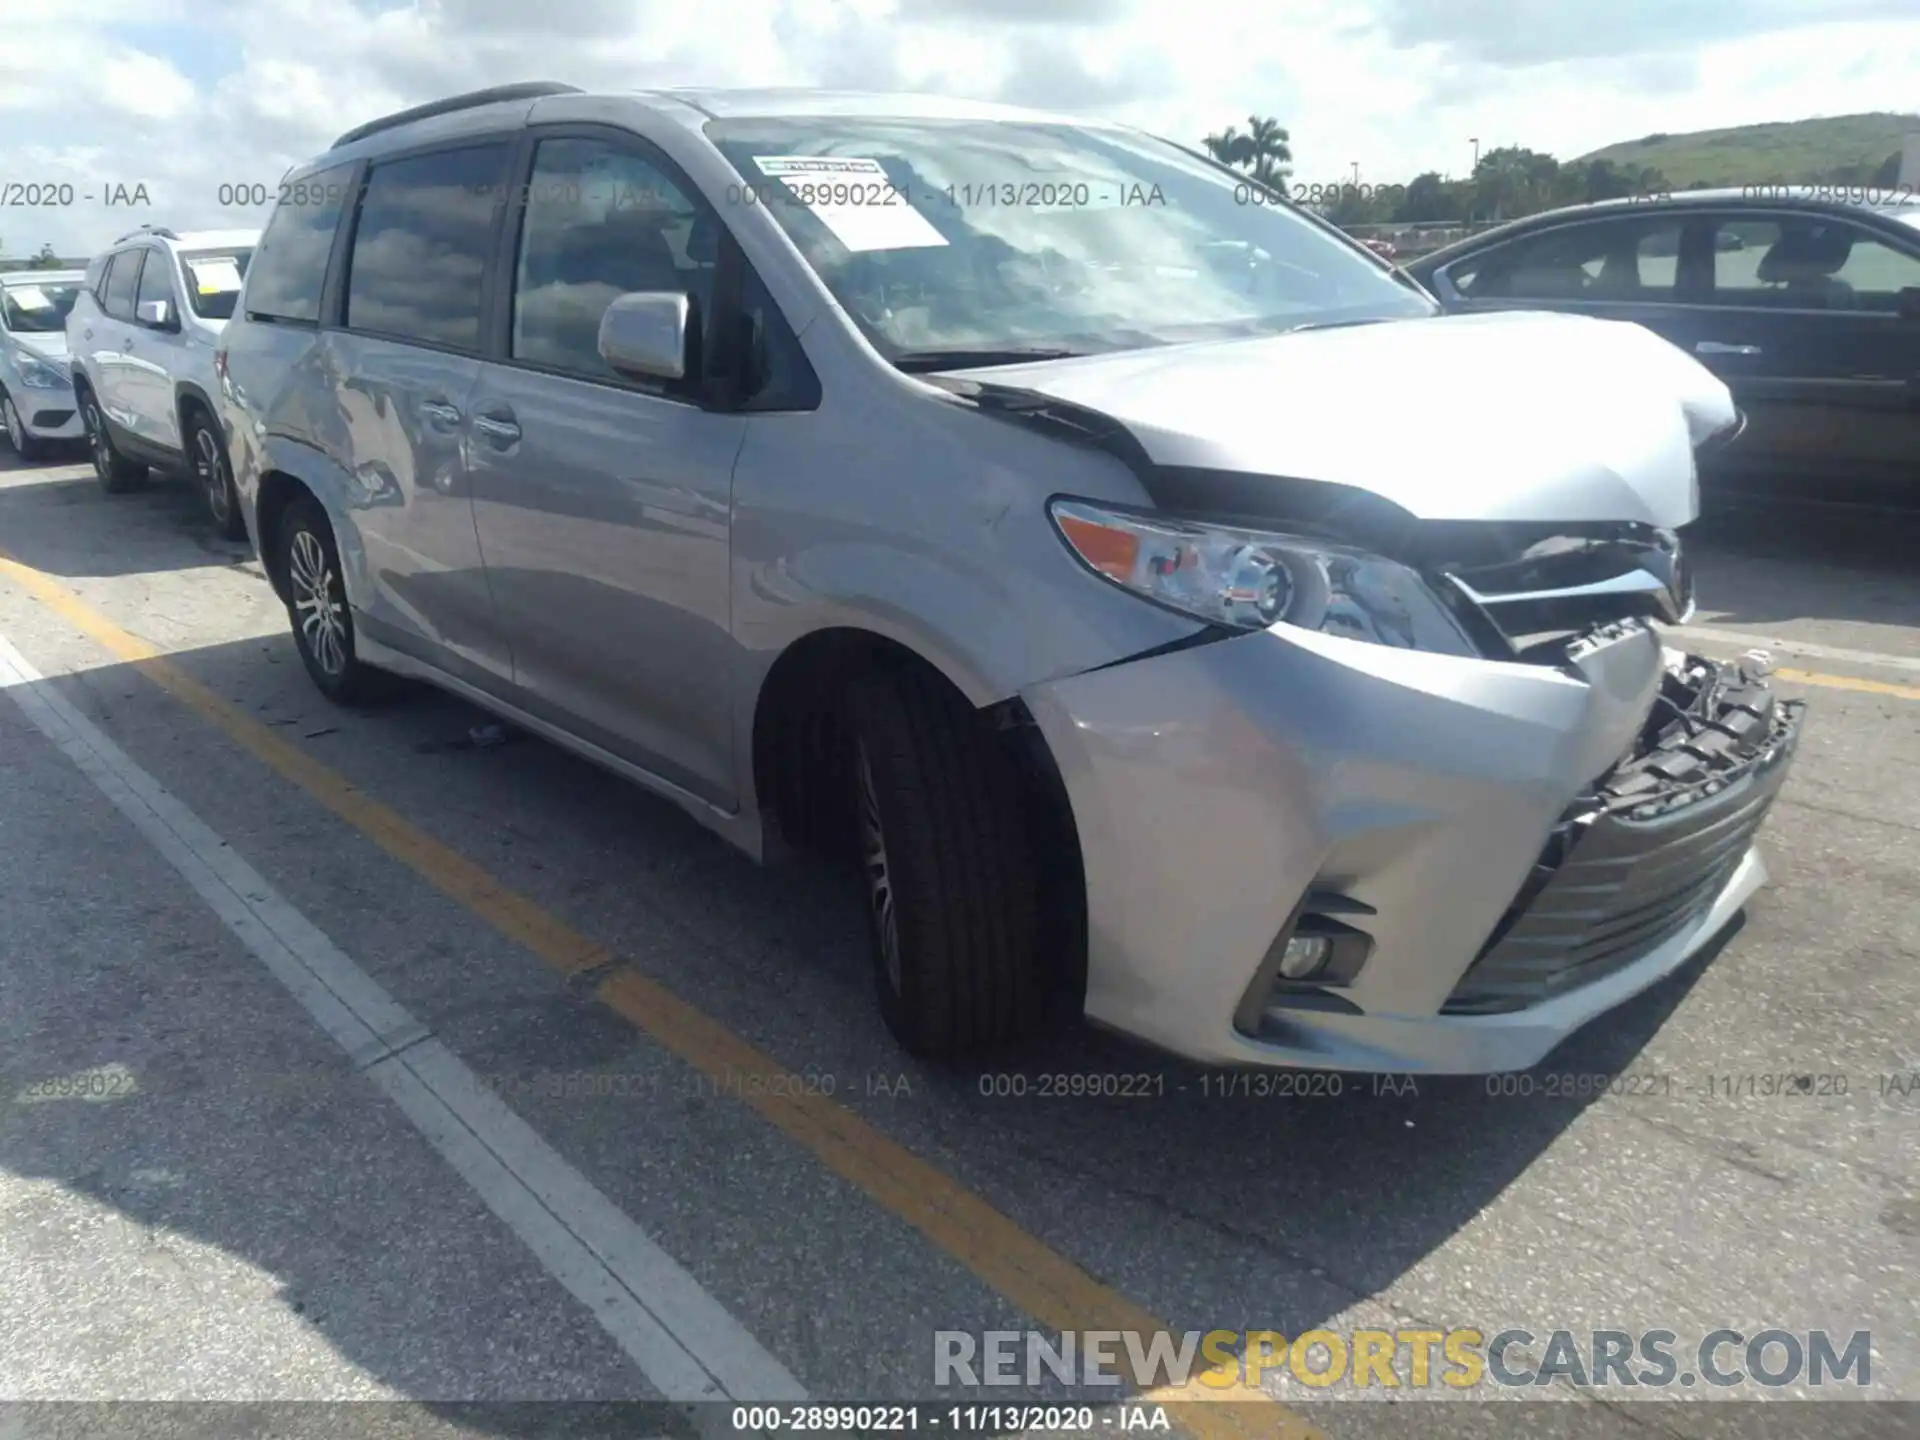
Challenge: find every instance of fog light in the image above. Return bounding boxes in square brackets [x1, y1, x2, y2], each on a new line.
[1277, 934, 1331, 980]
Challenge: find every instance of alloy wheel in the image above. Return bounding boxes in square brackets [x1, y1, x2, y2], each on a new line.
[194, 426, 231, 524]
[84, 401, 111, 479]
[288, 527, 348, 678]
[856, 743, 902, 992]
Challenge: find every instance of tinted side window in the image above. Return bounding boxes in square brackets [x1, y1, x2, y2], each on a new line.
[135, 249, 176, 316]
[247, 163, 354, 323]
[511, 138, 719, 383]
[1458, 217, 1685, 301]
[1711, 215, 1920, 312]
[347, 144, 509, 351]
[102, 249, 145, 320]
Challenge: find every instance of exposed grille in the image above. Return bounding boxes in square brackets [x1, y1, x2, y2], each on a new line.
[1444, 673, 1802, 1015]
[1443, 526, 1691, 659]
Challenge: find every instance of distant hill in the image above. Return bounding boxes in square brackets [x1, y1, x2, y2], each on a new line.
[1579, 112, 1918, 188]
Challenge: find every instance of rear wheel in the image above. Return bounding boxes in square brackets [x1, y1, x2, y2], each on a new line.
[847, 666, 1045, 1059]
[278, 494, 388, 705]
[187, 410, 246, 540]
[2, 393, 47, 463]
[81, 392, 145, 492]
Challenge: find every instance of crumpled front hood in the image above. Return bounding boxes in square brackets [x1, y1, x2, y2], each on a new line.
[949, 310, 1736, 530]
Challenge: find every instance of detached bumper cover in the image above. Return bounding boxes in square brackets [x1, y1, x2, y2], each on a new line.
[1021, 623, 1800, 1073]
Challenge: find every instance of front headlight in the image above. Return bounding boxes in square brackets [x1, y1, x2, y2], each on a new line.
[15, 355, 67, 389]
[1049, 498, 1478, 656]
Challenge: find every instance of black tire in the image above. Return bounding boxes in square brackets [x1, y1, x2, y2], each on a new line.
[186, 409, 247, 540]
[79, 390, 146, 492]
[847, 666, 1045, 1059]
[277, 493, 389, 705]
[2, 392, 46, 463]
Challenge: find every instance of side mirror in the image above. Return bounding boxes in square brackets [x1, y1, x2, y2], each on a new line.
[135, 298, 175, 330]
[598, 292, 691, 380]
[1897, 287, 1920, 322]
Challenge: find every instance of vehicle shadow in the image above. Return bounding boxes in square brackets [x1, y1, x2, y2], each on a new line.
[1689, 482, 1920, 634]
[0, 449, 253, 577]
[0, 618, 1775, 1440]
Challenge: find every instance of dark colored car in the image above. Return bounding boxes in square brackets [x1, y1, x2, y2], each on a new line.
[1406, 191, 1920, 490]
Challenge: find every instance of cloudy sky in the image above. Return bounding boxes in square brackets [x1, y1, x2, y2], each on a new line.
[3, 0, 1917, 259]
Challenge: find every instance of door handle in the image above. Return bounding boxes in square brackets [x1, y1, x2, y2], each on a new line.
[419, 399, 463, 427]
[472, 413, 521, 446]
[1695, 340, 1762, 356]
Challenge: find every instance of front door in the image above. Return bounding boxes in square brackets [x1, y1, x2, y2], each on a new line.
[465, 130, 746, 808]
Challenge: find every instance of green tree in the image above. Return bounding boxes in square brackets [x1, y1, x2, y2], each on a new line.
[27, 242, 61, 269]
[1393, 171, 1467, 223]
[1203, 115, 1293, 191]
[1471, 146, 1562, 221]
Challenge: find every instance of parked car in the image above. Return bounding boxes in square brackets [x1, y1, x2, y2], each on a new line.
[1406, 192, 1920, 491]
[1359, 237, 1397, 260]
[66, 225, 260, 536]
[0, 269, 86, 462]
[218, 83, 1802, 1073]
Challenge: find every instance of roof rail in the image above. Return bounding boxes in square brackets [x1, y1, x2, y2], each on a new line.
[114, 224, 179, 244]
[330, 81, 584, 150]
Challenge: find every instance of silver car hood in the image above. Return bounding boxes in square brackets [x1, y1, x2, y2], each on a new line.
[8, 330, 70, 362]
[950, 310, 1736, 530]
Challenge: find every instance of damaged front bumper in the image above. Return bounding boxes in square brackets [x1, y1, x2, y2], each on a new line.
[1020, 621, 1802, 1074]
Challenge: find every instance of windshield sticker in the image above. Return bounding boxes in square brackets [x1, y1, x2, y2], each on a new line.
[751, 156, 949, 253]
[187, 257, 244, 295]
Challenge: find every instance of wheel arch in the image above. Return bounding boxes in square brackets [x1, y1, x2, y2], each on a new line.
[253, 468, 321, 605]
[748, 624, 1088, 1009]
[174, 381, 220, 440]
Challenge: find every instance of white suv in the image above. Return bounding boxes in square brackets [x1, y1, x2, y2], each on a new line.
[66, 225, 259, 537]
[0, 269, 87, 462]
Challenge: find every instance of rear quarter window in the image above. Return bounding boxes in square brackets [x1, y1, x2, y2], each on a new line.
[245, 164, 354, 323]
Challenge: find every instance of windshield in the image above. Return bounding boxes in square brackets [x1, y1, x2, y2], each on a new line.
[180, 248, 254, 320]
[0, 280, 82, 334]
[704, 117, 1433, 365]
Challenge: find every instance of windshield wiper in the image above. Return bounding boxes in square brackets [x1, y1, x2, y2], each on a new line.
[1281, 316, 1397, 336]
[892, 346, 1090, 373]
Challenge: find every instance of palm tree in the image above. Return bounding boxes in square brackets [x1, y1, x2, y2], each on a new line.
[1204, 115, 1292, 191]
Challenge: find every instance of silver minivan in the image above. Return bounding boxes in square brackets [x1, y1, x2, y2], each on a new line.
[217, 82, 1803, 1073]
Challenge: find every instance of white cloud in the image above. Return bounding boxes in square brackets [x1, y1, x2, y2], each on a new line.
[1, 0, 1916, 260]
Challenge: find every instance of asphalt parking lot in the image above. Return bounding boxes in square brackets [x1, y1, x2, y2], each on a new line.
[0, 444, 1915, 1440]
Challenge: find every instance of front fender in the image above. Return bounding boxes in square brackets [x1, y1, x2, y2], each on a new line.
[726, 377, 1204, 816]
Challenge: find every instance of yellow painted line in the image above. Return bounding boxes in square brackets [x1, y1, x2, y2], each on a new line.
[0, 551, 1319, 1440]
[1773, 666, 1920, 702]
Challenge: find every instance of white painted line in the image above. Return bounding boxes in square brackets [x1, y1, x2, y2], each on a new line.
[0, 630, 806, 1404]
[1665, 623, 1920, 676]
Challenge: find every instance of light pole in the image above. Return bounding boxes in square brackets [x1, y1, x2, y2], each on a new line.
[1469, 137, 1480, 171]
[1350, 161, 1360, 186]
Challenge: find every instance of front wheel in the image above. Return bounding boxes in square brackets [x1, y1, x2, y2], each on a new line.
[80, 392, 146, 492]
[188, 412, 246, 540]
[848, 667, 1046, 1060]
[278, 494, 388, 705]
[2, 393, 46, 463]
